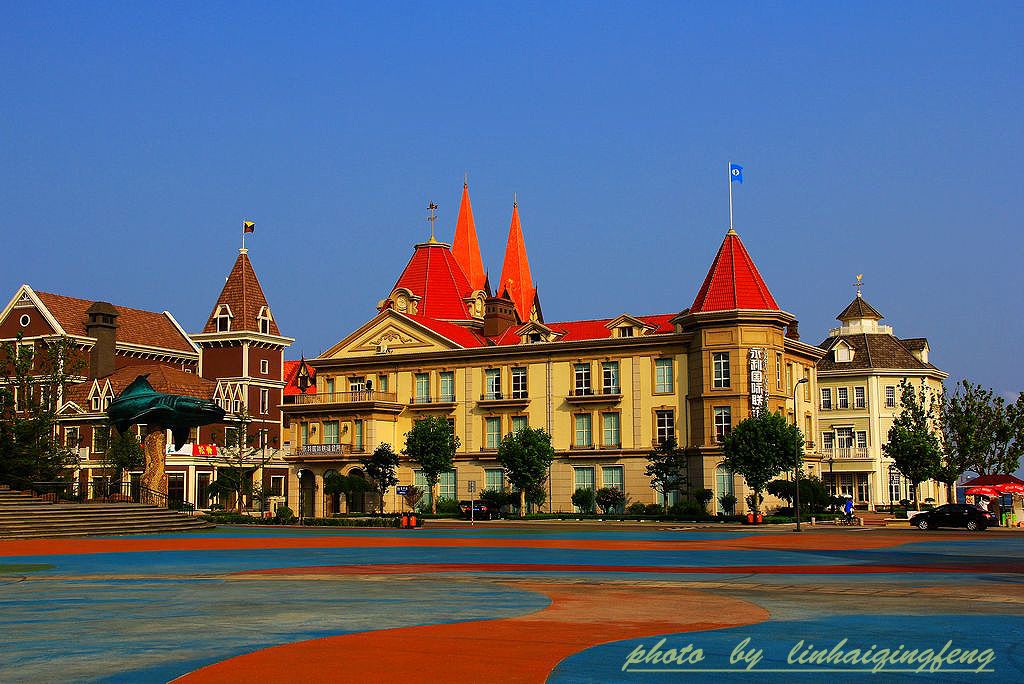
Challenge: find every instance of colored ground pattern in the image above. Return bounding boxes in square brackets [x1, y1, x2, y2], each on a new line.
[0, 524, 1021, 682]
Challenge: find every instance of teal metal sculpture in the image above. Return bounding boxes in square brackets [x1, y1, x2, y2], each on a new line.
[107, 374, 226, 449]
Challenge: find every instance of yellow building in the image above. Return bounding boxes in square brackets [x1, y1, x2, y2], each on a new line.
[816, 289, 949, 509]
[281, 185, 825, 517]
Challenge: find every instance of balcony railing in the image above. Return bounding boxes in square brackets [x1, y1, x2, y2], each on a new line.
[285, 391, 398, 406]
[821, 447, 870, 460]
[409, 394, 457, 406]
[566, 386, 623, 402]
[478, 391, 530, 405]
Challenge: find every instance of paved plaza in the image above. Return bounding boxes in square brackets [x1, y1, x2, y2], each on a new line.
[1, 523, 1022, 682]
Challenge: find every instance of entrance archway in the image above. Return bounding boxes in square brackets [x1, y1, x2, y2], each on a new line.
[323, 469, 342, 515]
[297, 469, 315, 518]
[347, 468, 370, 513]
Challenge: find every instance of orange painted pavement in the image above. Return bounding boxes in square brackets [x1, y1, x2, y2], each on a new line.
[174, 582, 770, 683]
[0, 530, 967, 558]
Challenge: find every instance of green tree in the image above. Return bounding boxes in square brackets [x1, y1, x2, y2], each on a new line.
[981, 390, 1024, 476]
[362, 442, 400, 512]
[595, 487, 626, 514]
[645, 437, 688, 513]
[721, 411, 803, 518]
[402, 416, 459, 514]
[323, 471, 372, 512]
[496, 426, 555, 517]
[695, 488, 715, 514]
[941, 381, 992, 488]
[205, 411, 276, 513]
[402, 484, 425, 512]
[100, 426, 145, 484]
[718, 492, 737, 515]
[882, 380, 942, 505]
[0, 335, 85, 484]
[571, 487, 596, 514]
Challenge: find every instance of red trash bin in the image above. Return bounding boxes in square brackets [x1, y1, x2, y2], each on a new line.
[409, 514, 418, 528]
[746, 513, 754, 524]
[755, 513, 763, 524]
[400, 513, 409, 528]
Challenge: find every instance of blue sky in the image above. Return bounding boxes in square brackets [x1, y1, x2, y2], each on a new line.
[1, 2, 1021, 399]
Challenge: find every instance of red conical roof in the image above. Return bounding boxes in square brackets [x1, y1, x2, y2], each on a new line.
[498, 201, 537, 322]
[690, 230, 779, 313]
[451, 182, 487, 292]
[202, 250, 281, 334]
[391, 242, 475, 320]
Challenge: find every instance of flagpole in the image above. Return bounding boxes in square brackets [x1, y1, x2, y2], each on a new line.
[728, 161, 734, 232]
[241, 221, 246, 252]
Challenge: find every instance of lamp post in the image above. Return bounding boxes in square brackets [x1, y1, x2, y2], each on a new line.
[793, 377, 809, 532]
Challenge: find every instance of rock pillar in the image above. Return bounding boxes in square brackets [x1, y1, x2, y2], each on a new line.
[141, 425, 168, 501]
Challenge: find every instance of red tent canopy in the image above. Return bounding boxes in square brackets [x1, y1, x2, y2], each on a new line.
[960, 474, 1024, 488]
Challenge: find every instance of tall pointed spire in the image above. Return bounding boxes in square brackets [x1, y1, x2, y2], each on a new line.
[498, 197, 537, 323]
[451, 180, 486, 292]
[202, 249, 280, 334]
[690, 230, 779, 313]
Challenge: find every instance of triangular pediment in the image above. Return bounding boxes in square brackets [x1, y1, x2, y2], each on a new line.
[57, 401, 85, 416]
[606, 314, 656, 336]
[514, 320, 564, 344]
[322, 311, 464, 359]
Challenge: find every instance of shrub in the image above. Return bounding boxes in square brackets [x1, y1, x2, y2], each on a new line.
[626, 502, 648, 515]
[695, 489, 715, 513]
[718, 493, 737, 515]
[643, 503, 665, 516]
[275, 506, 295, 523]
[595, 487, 626, 514]
[668, 501, 705, 519]
[571, 488, 596, 514]
[435, 496, 460, 515]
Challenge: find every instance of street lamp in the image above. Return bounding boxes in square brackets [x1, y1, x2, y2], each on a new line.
[793, 377, 809, 532]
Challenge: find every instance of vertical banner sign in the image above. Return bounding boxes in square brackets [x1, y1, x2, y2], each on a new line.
[749, 348, 769, 415]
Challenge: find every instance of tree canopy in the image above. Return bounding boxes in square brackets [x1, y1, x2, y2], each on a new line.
[496, 426, 554, 516]
[644, 437, 688, 513]
[721, 411, 802, 516]
[402, 416, 459, 513]
[883, 380, 942, 503]
[362, 442, 400, 512]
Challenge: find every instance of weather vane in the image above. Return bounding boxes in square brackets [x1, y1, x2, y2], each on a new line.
[427, 201, 438, 242]
[853, 274, 864, 297]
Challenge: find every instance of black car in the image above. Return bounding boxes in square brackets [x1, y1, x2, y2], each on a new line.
[910, 504, 994, 531]
[458, 500, 497, 520]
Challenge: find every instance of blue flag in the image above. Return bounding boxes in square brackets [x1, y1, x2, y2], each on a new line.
[729, 163, 743, 184]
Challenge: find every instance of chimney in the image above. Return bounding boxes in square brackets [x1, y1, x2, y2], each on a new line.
[786, 320, 800, 341]
[85, 302, 119, 378]
[483, 294, 518, 338]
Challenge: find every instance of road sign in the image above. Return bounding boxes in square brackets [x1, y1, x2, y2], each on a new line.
[396, 486, 409, 495]
[467, 480, 476, 493]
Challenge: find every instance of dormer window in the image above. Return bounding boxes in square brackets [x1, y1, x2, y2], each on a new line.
[618, 327, 634, 338]
[214, 304, 233, 332]
[92, 396, 101, 411]
[257, 306, 272, 335]
[834, 344, 854, 363]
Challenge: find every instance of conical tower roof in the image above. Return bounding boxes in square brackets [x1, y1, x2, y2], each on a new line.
[690, 230, 779, 313]
[202, 249, 281, 334]
[497, 200, 537, 322]
[836, 294, 883, 321]
[451, 182, 487, 293]
[391, 241, 475, 320]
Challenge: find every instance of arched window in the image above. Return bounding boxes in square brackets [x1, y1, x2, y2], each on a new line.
[214, 304, 232, 332]
[257, 306, 272, 335]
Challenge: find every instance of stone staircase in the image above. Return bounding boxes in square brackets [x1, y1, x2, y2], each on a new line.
[0, 486, 214, 539]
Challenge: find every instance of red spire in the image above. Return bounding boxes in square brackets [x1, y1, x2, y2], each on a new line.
[391, 242, 475, 320]
[202, 249, 280, 334]
[498, 199, 537, 322]
[451, 181, 486, 292]
[690, 230, 779, 313]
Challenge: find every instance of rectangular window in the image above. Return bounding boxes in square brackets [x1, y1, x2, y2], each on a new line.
[485, 468, 505, 491]
[654, 358, 673, 393]
[602, 412, 620, 447]
[573, 363, 591, 395]
[196, 472, 212, 508]
[439, 371, 455, 402]
[225, 427, 240, 449]
[323, 421, 339, 444]
[574, 466, 595, 491]
[439, 470, 457, 499]
[65, 427, 79, 449]
[574, 413, 593, 447]
[820, 388, 832, 410]
[92, 426, 109, 452]
[511, 415, 528, 433]
[260, 359, 269, 374]
[776, 353, 783, 390]
[602, 361, 620, 394]
[655, 409, 675, 445]
[714, 406, 732, 443]
[821, 432, 834, 450]
[378, 374, 389, 392]
[325, 378, 335, 395]
[885, 385, 896, 408]
[167, 473, 185, 506]
[485, 417, 501, 449]
[857, 474, 870, 502]
[803, 368, 811, 400]
[354, 420, 364, 451]
[602, 465, 624, 490]
[415, 373, 430, 402]
[259, 389, 269, 415]
[349, 376, 365, 393]
[300, 422, 309, 446]
[712, 352, 730, 388]
[856, 431, 868, 448]
[269, 475, 285, 497]
[485, 368, 501, 399]
[854, 386, 866, 409]
[837, 387, 849, 409]
[836, 427, 854, 448]
[414, 471, 432, 508]
[511, 367, 527, 398]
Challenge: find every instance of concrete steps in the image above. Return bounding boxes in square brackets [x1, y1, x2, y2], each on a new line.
[0, 486, 214, 538]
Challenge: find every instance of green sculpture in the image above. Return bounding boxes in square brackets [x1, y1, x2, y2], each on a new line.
[107, 374, 226, 498]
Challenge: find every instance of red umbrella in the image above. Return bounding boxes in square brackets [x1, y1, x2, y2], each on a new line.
[966, 486, 1000, 497]
[995, 482, 1024, 495]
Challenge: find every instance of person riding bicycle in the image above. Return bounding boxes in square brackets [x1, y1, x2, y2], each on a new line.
[843, 496, 855, 523]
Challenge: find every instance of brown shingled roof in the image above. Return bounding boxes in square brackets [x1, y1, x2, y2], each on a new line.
[836, 295, 884, 322]
[34, 291, 195, 353]
[65, 363, 216, 407]
[201, 251, 281, 335]
[817, 334, 935, 372]
[900, 337, 929, 351]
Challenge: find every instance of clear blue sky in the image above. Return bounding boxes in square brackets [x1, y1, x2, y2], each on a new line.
[2, 2, 1021, 400]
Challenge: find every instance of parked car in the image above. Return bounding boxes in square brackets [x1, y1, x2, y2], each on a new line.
[458, 500, 496, 520]
[909, 504, 994, 531]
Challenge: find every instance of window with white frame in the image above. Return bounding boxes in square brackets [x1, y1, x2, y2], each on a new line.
[837, 387, 849, 409]
[215, 305, 232, 332]
[93, 426, 109, 452]
[574, 467, 595, 512]
[485, 468, 505, 491]
[485, 417, 501, 449]
[836, 427, 854, 448]
[713, 352, 730, 388]
[885, 385, 896, 408]
[260, 359, 269, 374]
[654, 358, 673, 393]
[511, 415, 528, 433]
[714, 406, 732, 443]
[349, 376, 365, 393]
[602, 361, 620, 394]
[856, 431, 868, 448]
[821, 387, 832, 410]
[439, 470, 456, 500]
[511, 367, 527, 398]
[573, 363, 591, 395]
[854, 386, 866, 409]
[269, 475, 285, 497]
[821, 431, 834, 451]
[354, 420, 363, 451]
[574, 413, 593, 447]
[259, 388, 269, 415]
[415, 373, 430, 402]
[776, 353, 783, 390]
[602, 465, 624, 491]
[439, 371, 455, 401]
[65, 427, 79, 449]
[323, 421, 339, 444]
[602, 412, 620, 447]
[300, 422, 309, 446]
[485, 368, 501, 399]
[655, 409, 675, 445]
[257, 307, 272, 335]
[325, 378, 335, 395]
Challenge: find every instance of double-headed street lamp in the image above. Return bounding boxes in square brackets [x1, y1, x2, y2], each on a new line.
[793, 377, 809, 533]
